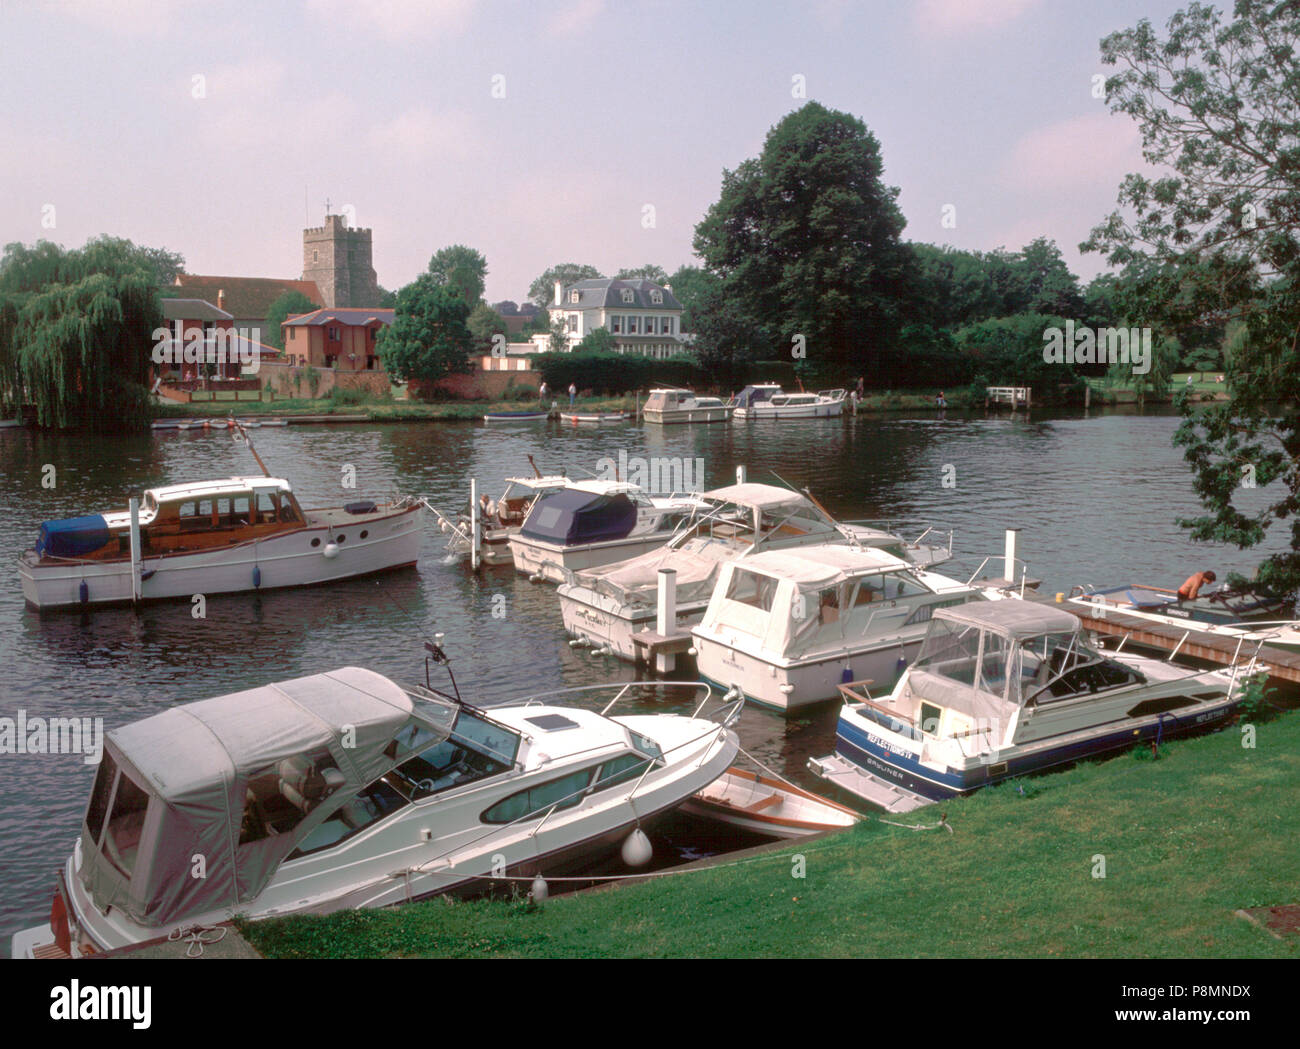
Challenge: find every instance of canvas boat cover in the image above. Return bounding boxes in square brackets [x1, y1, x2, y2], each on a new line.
[732, 545, 911, 589]
[701, 483, 813, 514]
[573, 536, 741, 607]
[34, 515, 111, 558]
[519, 488, 638, 545]
[933, 601, 1080, 641]
[80, 667, 454, 928]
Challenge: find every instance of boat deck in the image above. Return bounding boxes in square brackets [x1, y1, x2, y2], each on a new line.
[808, 754, 930, 814]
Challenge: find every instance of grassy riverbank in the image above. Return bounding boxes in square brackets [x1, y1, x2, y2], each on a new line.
[242, 711, 1300, 959]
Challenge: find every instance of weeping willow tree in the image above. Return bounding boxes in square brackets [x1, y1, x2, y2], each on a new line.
[0, 237, 179, 430]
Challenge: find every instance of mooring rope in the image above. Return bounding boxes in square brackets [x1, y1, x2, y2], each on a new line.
[166, 922, 229, 958]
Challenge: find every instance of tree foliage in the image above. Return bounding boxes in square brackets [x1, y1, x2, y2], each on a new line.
[467, 301, 508, 354]
[693, 102, 913, 372]
[615, 264, 668, 283]
[265, 289, 320, 350]
[528, 263, 604, 309]
[376, 274, 474, 387]
[0, 236, 172, 429]
[427, 244, 488, 305]
[666, 265, 720, 332]
[1084, 0, 1300, 599]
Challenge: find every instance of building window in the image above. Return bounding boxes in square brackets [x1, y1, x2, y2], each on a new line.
[610, 316, 621, 333]
[645, 317, 657, 335]
[313, 250, 319, 263]
[570, 290, 580, 303]
[566, 315, 577, 333]
[663, 317, 673, 335]
[627, 316, 639, 334]
[366, 355, 377, 370]
[328, 326, 340, 341]
[288, 328, 295, 341]
[621, 288, 634, 303]
[651, 290, 663, 304]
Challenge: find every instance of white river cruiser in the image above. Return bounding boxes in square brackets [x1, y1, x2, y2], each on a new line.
[810, 601, 1254, 812]
[642, 387, 732, 424]
[732, 384, 847, 420]
[508, 479, 706, 583]
[557, 482, 953, 664]
[11, 665, 741, 958]
[691, 545, 980, 713]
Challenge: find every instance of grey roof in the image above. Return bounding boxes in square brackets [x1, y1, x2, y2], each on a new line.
[283, 307, 395, 327]
[935, 600, 1080, 640]
[559, 278, 682, 312]
[161, 298, 234, 322]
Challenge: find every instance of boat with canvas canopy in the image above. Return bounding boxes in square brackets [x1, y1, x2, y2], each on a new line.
[557, 482, 952, 664]
[810, 601, 1255, 812]
[642, 388, 732, 424]
[10, 666, 742, 958]
[731, 384, 846, 419]
[431, 468, 574, 566]
[691, 545, 980, 712]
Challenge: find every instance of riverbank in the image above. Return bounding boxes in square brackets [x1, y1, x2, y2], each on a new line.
[241, 711, 1300, 959]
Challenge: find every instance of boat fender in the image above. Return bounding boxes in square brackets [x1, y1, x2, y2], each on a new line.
[323, 542, 339, 559]
[621, 828, 653, 868]
[841, 666, 854, 684]
[896, 653, 908, 676]
[529, 875, 549, 903]
[252, 565, 262, 589]
[79, 579, 89, 604]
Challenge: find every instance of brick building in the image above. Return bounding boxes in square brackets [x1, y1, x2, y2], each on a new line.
[281, 307, 394, 372]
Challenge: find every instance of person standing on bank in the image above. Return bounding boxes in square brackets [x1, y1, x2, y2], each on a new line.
[539, 381, 548, 403]
[568, 382, 576, 406]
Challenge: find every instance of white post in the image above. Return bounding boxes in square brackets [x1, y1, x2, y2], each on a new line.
[1004, 528, 1020, 583]
[129, 497, 142, 603]
[735, 465, 746, 485]
[656, 568, 677, 673]
[470, 478, 480, 570]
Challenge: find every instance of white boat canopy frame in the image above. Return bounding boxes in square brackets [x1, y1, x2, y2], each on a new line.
[80, 668, 458, 928]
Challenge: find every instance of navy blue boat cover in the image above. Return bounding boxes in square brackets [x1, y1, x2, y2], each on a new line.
[519, 489, 637, 545]
[35, 515, 111, 558]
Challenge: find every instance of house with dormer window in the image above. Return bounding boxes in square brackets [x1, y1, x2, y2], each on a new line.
[536, 278, 690, 359]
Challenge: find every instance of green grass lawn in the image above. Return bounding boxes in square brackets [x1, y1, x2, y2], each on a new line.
[242, 712, 1300, 959]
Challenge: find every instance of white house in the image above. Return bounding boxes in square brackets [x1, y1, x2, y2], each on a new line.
[534, 278, 690, 359]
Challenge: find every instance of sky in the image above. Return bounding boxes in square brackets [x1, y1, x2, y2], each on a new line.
[0, 0, 1190, 304]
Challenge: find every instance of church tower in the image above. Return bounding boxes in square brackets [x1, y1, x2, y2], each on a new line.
[301, 211, 380, 308]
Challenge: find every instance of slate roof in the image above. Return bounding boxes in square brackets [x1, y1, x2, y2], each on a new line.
[161, 298, 233, 322]
[558, 278, 683, 312]
[173, 275, 323, 319]
[282, 307, 395, 327]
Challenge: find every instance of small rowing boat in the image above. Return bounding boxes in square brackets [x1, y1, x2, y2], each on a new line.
[680, 766, 860, 838]
[483, 410, 549, 422]
[560, 411, 630, 425]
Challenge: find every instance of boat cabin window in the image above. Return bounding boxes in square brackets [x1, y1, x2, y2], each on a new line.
[919, 701, 943, 735]
[239, 749, 344, 845]
[288, 778, 409, 858]
[1031, 656, 1143, 704]
[480, 766, 596, 825]
[591, 751, 656, 791]
[724, 568, 779, 611]
[84, 752, 118, 845]
[850, 571, 930, 604]
[629, 730, 663, 762]
[101, 765, 151, 878]
[386, 709, 519, 801]
[255, 491, 279, 524]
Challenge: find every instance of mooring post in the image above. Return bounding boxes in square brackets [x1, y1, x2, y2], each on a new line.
[470, 478, 480, 571]
[656, 568, 677, 674]
[1004, 528, 1020, 583]
[735, 465, 746, 485]
[129, 497, 143, 604]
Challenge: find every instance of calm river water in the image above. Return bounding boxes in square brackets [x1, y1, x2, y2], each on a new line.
[0, 407, 1290, 937]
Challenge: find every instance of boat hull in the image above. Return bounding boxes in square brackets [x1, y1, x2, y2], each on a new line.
[510, 532, 678, 583]
[679, 768, 859, 838]
[643, 407, 732, 424]
[20, 504, 423, 610]
[558, 586, 703, 661]
[734, 401, 843, 420]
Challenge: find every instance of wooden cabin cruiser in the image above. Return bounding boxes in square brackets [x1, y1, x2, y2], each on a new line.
[1066, 583, 1298, 652]
[432, 473, 572, 566]
[557, 483, 952, 664]
[691, 546, 980, 713]
[642, 388, 732, 424]
[508, 480, 705, 583]
[18, 476, 422, 610]
[732, 384, 846, 420]
[11, 667, 741, 958]
[810, 602, 1252, 813]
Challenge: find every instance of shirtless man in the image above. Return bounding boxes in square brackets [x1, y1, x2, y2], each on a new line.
[1177, 569, 1216, 601]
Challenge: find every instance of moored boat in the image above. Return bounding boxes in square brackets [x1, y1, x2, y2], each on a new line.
[810, 601, 1255, 812]
[680, 766, 860, 838]
[559, 411, 630, 424]
[10, 668, 742, 958]
[483, 410, 550, 422]
[642, 388, 732, 424]
[431, 470, 574, 565]
[732, 384, 846, 420]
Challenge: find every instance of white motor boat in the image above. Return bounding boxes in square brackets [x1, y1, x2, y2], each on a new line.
[642, 388, 732, 424]
[810, 601, 1254, 813]
[508, 480, 705, 583]
[732, 384, 846, 420]
[557, 482, 952, 664]
[18, 476, 422, 611]
[691, 545, 980, 713]
[431, 473, 573, 566]
[10, 666, 742, 958]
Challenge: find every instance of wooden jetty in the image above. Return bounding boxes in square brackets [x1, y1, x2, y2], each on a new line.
[1032, 592, 1300, 687]
[986, 386, 1031, 409]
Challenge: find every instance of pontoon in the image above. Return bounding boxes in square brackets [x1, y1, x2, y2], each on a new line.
[810, 602, 1253, 812]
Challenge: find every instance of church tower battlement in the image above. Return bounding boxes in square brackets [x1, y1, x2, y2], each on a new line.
[302, 211, 379, 308]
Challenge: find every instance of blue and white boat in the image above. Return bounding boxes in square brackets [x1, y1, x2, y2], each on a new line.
[810, 601, 1254, 812]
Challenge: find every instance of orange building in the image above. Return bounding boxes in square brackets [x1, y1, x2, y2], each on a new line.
[281, 308, 394, 372]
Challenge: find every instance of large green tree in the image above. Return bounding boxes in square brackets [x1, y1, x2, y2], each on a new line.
[376, 274, 474, 390]
[427, 244, 488, 305]
[467, 301, 508, 354]
[1083, 0, 1300, 600]
[665, 265, 720, 332]
[615, 264, 668, 283]
[528, 263, 604, 309]
[693, 102, 913, 372]
[0, 236, 173, 429]
[264, 289, 320, 350]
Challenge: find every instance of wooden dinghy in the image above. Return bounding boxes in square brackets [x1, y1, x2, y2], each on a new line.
[483, 410, 550, 422]
[560, 411, 630, 425]
[680, 766, 860, 838]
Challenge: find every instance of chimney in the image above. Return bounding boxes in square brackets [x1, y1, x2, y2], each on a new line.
[554, 280, 563, 307]
[217, 289, 225, 311]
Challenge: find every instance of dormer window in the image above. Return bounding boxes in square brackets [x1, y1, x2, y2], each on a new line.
[650, 290, 663, 304]
[621, 288, 634, 303]
[570, 290, 580, 303]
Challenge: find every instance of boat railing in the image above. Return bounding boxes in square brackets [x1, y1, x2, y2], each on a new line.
[505, 679, 744, 728]
[965, 554, 1033, 591]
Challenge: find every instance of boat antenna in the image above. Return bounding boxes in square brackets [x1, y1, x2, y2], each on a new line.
[384, 587, 463, 704]
[232, 419, 272, 478]
[527, 453, 542, 479]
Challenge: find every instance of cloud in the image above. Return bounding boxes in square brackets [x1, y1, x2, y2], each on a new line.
[913, 0, 1039, 35]
[367, 108, 483, 163]
[1004, 112, 1144, 189]
[303, 0, 476, 41]
[546, 0, 606, 38]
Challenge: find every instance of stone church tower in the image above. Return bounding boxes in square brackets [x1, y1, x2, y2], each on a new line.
[301, 212, 380, 308]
